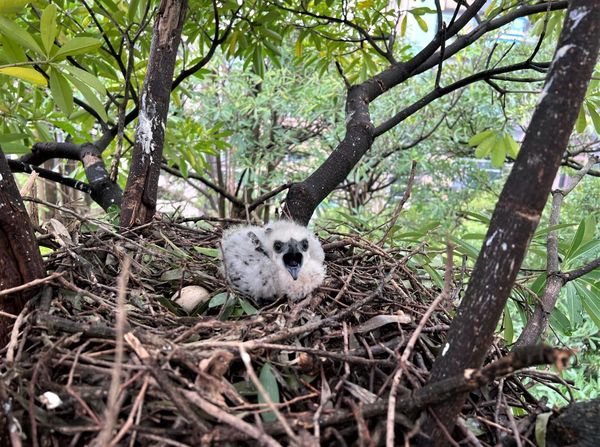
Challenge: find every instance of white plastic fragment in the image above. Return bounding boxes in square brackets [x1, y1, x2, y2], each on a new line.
[39, 391, 62, 410]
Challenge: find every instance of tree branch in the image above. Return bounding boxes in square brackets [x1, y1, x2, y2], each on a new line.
[7, 159, 92, 194]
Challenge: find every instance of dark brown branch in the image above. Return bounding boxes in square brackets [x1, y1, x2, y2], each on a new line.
[7, 159, 92, 194]
[374, 60, 549, 137]
[161, 163, 243, 207]
[172, 0, 235, 90]
[18, 142, 122, 210]
[562, 256, 600, 283]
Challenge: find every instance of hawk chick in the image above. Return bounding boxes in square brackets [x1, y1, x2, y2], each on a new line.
[220, 220, 325, 301]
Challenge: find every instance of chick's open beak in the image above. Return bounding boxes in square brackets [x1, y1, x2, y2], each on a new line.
[283, 241, 303, 280]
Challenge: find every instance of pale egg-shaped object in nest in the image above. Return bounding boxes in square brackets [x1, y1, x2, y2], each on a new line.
[171, 285, 210, 312]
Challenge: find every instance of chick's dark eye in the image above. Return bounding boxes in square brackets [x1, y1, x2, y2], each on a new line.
[273, 241, 283, 253]
[300, 239, 309, 251]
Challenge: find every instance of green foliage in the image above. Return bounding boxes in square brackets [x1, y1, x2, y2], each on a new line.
[258, 363, 280, 423]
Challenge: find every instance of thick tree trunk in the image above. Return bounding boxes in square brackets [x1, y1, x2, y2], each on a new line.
[419, 2, 600, 445]
[120, 0, 187, 227]
[0, 150, 46, 343]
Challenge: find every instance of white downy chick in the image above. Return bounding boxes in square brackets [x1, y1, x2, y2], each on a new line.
[220, 220, 325, 301]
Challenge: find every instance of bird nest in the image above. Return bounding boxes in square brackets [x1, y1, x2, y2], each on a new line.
[0, 216, 571, 446]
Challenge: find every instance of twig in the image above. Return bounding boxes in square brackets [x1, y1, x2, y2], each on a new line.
[0, 272, 63, 297]
[182, 389, 282, 447]
[378, 161, 417, 245]
[239, 346, 300, 444]
[91, 257, 131, 446]
[386, 244, 453, 447]
[109, 375, 150, 447]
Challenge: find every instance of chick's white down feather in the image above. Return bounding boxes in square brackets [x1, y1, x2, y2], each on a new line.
[220, 221, 325, 301]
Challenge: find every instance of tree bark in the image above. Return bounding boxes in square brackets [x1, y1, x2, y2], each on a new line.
[546, 397, 600, 447]
[120, 0, 187, 227]
[0, 150, 46, 343]
[419, 2, 600, 445]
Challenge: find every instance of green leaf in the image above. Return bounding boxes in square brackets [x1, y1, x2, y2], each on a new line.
[128, 0, 141, 23]
[449, 235, 480, 260]
[0, 34, 27, 62]
[468, 130, 495, 146]
[0, 66, 46, 85]
[587, 102, 600, 134]
[194, 247, 220, 258]
[503, 305, 514, 344]
[0, 16, 44, 55]
[530, 273, 547, 295]
[549, 307, 571, 334]
[503, 133, 519, 158]
[463, 211, 491, 224]
[566, 240, 600, 266]
[61, 65, 106, 95]
[566, 218, 593, 260]
[40, 4, 58, 54]
[421, 263, 444, 289]
[565, 283, 582, 326]
[0, 0, 29, 14]
[49, 68, 73, 115]
[534, 223, 577, 239]
[208, 292, 228, 308]
[474, 134, 496, 158]
[63, 71, 108, 121]
[490, 141, 506, 168]
[53, 37, 102, 60]
[258, 363, 280, 422]
[573, 281, 600, 329]
[414, 14, 428, 32]
[239, 298, 258, 315]
[400, 15, 407, 37]
[0, 132, 28, 143]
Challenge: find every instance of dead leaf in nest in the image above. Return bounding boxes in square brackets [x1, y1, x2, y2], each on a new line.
[352, 313, 412, 334]
[344, 381, 378, 404]
[125, 332, 150, 360]
[297, 352, 320, 375]
[199, 349, 234, 377]
[46, 218, 73, 247]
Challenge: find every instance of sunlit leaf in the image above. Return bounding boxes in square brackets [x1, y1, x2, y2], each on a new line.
[40, 4, 58, 54]
[0, 66, 46, 85]
[0, 133, 28, 143]
[0, 0, 29, 15]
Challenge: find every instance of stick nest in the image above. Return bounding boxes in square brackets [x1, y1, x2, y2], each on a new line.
[0, 218, 569, 446]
